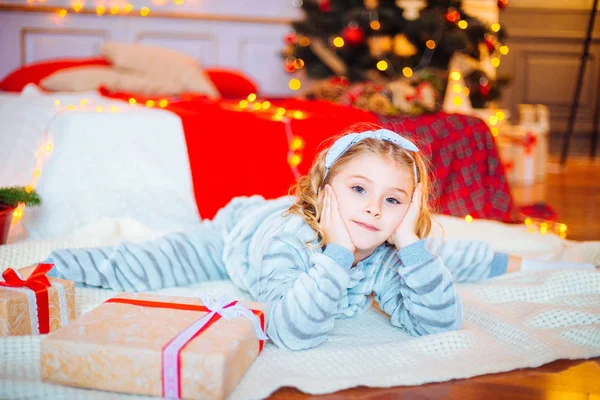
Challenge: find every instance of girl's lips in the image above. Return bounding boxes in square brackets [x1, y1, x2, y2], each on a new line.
[354, 220, 379, 232]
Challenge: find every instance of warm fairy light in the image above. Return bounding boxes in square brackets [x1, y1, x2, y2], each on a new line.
[465, 215, 473, 223]
[174, 0, 184, 4]
[67, 105, 74, 111]
[124, 3, 133, 12]
[492, 58, 501, 67]
[496, 111, 505, 121]
[293, 58, 305, 69]
[79, 99, 87, 105]
[452, 84, 462, 93]
[540, 222, 548, 235]
[25, 185, 33, 193]
[129, 98, 136, 105]
[146, 100, 155, 107]
[370, 20, 381, 30]
[453, 96, 463, 106]
[288, 154, 302, 168]
[491, 23, 501, 32]
[426, 40, 436, 49]
[273, 114, 284, 121]
[402, 67, 413, 78]
[58, 9, 67, 17]
[490, 127, 499, 137]
[140, 7, 150, 16]
[13, 209, 23, 218]
[292, 110, 305, 119]
[499, 46, 509, 55]
[457, 20, 468, 29]
[71, 1, 83, 12]
[524, 218, 532, 226]
[45, 144, 52, 153]
[333, 37, 345, 48]
[54, 100, 60, 106]
[376, 60, 388, 71]
[261, 101, 271, 110]
[159, 99, 168, 108]
[488, 116, 498, 125]
[276, 107, 286, 115]
[96, 106, 103, 112]
[252, 102, 262, 111]
[239, 100, 249, 109]
[33, 169, 40, 177]
[451, 71, 461, 81]
[299, 36, 310, 47]
[247, 93, 257, 102]
[559, 223, 568, 233]
[462, 87, 470, 96]
[109, 5, 120, 14]
[291, 136, 304, 151]
[289, 79, 301, 90]
[96, 5, 106, 15]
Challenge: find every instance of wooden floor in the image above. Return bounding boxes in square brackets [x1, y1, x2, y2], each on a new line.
[511, 156, 600, 241]
[268, 156, 600, 399]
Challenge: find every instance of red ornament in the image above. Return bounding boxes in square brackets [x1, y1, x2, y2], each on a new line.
[498, 0, 508, 9]
[484, 37, 495, 52]
[318, 0, 330, 12]
[285, 33, 297, 45]
[479, 83, 491, 97]
[342, 25, 365, 46]
[445, 9, 460, 24]
[285, 61, 296, 73]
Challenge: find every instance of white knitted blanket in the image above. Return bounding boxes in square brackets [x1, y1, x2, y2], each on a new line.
[1, 216, 599, 400]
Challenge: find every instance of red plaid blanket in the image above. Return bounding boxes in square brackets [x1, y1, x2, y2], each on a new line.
[378, 112, 514, 222]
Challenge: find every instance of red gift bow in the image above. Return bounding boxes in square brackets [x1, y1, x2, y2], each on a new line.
[523, 131, 537, 155]
[405, 82, 430, 103]
[0, 263, 54, 334]
[105, 297, 266, 398]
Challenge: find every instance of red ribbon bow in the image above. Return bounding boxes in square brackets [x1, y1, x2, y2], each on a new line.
[523, 131, 537, 155]
[0, 263, 54, 334]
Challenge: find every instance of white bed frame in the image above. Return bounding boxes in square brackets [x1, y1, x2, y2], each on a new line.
[0, 0, 498, 96]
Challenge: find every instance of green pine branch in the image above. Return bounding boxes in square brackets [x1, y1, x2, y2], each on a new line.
[0, 187, 41, 208]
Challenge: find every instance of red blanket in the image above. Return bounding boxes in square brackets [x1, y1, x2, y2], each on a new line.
[101, 90, 514, 221]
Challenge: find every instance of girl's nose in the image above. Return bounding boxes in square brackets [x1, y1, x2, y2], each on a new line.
[364, 201, 381, 218]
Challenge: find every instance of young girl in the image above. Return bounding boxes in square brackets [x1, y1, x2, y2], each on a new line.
[27, 127, 595, 351]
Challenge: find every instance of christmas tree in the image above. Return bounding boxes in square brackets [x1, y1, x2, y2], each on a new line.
[284, 0, 509, 112]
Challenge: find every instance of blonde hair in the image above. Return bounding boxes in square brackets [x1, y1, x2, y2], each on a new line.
[287, 123, 433, 247]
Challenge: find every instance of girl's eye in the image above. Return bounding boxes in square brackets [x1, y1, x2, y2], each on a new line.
[352, 186, 365, 194]
[386, 197, 400, 205]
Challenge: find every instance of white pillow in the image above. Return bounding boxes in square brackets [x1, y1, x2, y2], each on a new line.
[100, 42, 219, 98]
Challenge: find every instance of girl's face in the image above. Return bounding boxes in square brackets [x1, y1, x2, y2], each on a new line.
[329, 153, 414, 256]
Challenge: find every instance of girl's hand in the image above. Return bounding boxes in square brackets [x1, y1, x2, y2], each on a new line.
[391, 183, 422, 249]
[319, 184, 355, 253]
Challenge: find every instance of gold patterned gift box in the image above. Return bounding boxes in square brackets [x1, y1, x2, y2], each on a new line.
[0, 263, 75, 336]
[41, 292, 268, 400]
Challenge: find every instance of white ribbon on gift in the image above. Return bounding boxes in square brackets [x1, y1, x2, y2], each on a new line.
[162, 295, 268, 399]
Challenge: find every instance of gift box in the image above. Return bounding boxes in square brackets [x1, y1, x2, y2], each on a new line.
[495, 124, 538, 186]
[41, 292, 268, 400]
[0, 263, 75, 336]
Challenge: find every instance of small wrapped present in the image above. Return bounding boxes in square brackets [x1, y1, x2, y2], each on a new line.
[41, 292, 268, 400]
[0, 263, 75, 336]
[495, 125, 538, 186]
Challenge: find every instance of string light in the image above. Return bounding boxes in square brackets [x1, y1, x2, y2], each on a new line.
[499, 46, 509, 55]
[496, 111, 505, 121]
[490, 127, 499, 137]
[54, 100, 60, 106]
[488, 116, 498, 125]
[462, 87, 470, 96]
[288, 154, 302, 168]
[291, 136, 304, 151]
[58, 9, 67, 17]
[453, 97, 463, 106]
[450, 71, 462, 81]
[252, 102, 262, 111]
[96, 106, 103, 112]
[465, 215, 473, 223]
[402, 67, 413, 77]
[45, 144, 52, 153]
[247, 93, 257, 102]
[140, 7, 150, 16]
[174, 0, 184, 4]
[492, 58, 501, 67]
[145, 100, 155, 107]
[370, 20, 380, 30]
[129, 98, 136, 105]
[452, 84, 462, 93]
[299, 37, 311, 47]
[333, 37, 344, 48]
[457, 20, 468, 29]
[124, 3, 133, 12]
[376, 60, 388, 71]
[96, 5, 106, 15]
[426, 40, 436, 49]
[289, 79, 301, 90]
[276, 107, 286, 115]
[261, 101, 271, 110]
[293, 58, 305, 69]
[71, 1, 83, 12]
[491, 23, 501, 32]
[159, 99, 168, 108]
[292, 110, 305, 119]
